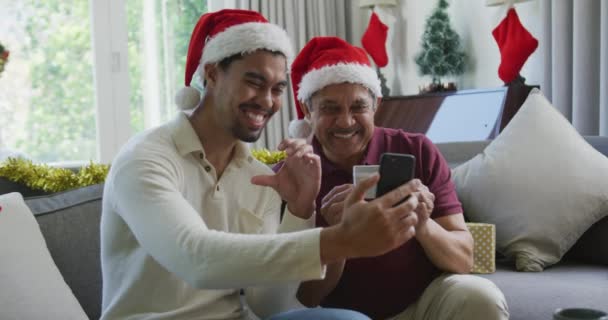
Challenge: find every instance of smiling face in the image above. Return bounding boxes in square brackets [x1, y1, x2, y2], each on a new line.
[205, 50, 288, 142]
[304, 82, 377, 168]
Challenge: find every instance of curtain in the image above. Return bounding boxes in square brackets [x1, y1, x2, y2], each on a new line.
[539, 0, 608, 136]
[233, 0, 356, 150]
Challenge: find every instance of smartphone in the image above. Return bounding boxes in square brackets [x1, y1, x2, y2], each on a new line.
[376, 153, 416, 199]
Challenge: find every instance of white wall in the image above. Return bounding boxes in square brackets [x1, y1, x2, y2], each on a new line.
[208, 0, 544, 96]
[357, 0, 543, 96]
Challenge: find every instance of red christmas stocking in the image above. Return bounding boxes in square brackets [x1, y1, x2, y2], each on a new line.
[492, 8, 538, 83]
[361, 12, 389, 67]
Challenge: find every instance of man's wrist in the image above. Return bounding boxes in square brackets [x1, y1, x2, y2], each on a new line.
[319, 225, 352, 265]
[287, 202, 315, 219]
[415, 218, 433, 238]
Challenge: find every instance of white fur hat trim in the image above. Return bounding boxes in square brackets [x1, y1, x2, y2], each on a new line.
[297, 63, 382, 102]
[201, 21, 293, 68]
[178, 22, 293, 110]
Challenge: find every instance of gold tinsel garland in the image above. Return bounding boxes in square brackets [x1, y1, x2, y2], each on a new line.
[0, 158, 110, 193]
[0, 149, 285, 193]
[250, 148, 286, 165]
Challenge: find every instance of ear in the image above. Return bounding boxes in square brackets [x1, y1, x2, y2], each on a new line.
[300, 100, 312, 120]
[374, 96, 382, 111]
[203, 63, 218, 88]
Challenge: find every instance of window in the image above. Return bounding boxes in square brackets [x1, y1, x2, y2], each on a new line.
[0, 1, 96, 163]
[0, 0, 207, 164]
[127, 1, 207, 132]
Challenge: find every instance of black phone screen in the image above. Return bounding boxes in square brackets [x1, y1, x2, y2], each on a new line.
[376, 153, 416, 198]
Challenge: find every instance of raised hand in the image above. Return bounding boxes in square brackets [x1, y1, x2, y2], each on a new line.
[251, 139, 321, 219]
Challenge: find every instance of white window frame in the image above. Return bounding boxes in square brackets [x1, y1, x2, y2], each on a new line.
[90, 0, 132, 164]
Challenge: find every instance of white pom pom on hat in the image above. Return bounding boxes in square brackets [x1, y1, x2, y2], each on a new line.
[176, 9, 294, 110]
[288, 118, 312, 139]
[175, 86, 201, 110]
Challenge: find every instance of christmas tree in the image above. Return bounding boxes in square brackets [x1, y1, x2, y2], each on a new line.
[415, 0, 466, 91]
[0, 43, 9, 77]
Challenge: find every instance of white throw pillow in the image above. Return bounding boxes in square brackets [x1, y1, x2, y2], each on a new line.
[0, 192, 88, 320]
[452, 89, 608, 272]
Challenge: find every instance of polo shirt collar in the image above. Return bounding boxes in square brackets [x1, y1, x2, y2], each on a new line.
[364, 127, 386, 165]
[170, 112, 252, 166]
[171, 112, 205, 157]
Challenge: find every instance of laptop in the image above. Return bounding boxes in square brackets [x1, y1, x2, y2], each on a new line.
[375, 87, 508, 143]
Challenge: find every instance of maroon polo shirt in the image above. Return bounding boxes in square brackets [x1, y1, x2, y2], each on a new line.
[312, 127, 463, 319]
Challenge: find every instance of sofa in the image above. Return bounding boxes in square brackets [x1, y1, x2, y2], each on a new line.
[0, 134, 604, 320]
[437, 136, 608, 320]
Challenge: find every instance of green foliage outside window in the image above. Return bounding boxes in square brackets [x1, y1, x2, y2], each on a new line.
[17, 1, 96, 162]
[6, 0, 206, 162]
[127, 1, 207, 133]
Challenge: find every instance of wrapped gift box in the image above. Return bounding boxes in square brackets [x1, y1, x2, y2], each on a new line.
[466, 222, 496, 274]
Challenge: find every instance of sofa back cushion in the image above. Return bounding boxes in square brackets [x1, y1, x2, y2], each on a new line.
[26, 183, 103, 320]
[438, 135, 608, 267]
[439, 91, 608, 271]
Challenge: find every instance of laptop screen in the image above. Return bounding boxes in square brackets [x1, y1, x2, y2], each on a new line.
[375, 87, 508, 143]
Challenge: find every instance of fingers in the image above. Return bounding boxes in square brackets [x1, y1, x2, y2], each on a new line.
[277, 138, 300, 151]
[320, 185, 352, 226]
[386, 192, 419, 221]
[417, 191, 434, 214]
[396, 221, 417, 244]
[417, 184, 435, 203]
[376, 179, 421, 208]
[278, 138, 311, 158]
[280, 140, 319, 170]
[321, 202, 343, 226]
[345, 174, 379, 206]
[250, 174, 277, 189]
[388, 199, 419, 245]
[301, 152, 321, 167]
[321, 184, 353, 207]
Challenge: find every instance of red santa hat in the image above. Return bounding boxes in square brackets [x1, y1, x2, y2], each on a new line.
[175, 9, 294, 110]
[289, 37, 381, 139]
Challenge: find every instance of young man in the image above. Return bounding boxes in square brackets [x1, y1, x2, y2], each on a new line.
[287, 36, 509, 320]
[101, 10, 419, 320]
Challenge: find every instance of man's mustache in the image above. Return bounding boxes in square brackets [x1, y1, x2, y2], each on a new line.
[239, 103, 275, 117]
[329, 126, 361, 135]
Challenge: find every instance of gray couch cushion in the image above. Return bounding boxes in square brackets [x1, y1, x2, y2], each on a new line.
[26, 184, 103, 320]
[482, 262, 608, 320]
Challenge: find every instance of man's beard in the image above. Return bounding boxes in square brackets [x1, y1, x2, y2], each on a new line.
[232, 125, 263, 142]
[232, 103, 275, 142]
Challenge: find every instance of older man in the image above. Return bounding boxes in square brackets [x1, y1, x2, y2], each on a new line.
[100, 10, 423, 320]
[287, 36, 509, 320]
